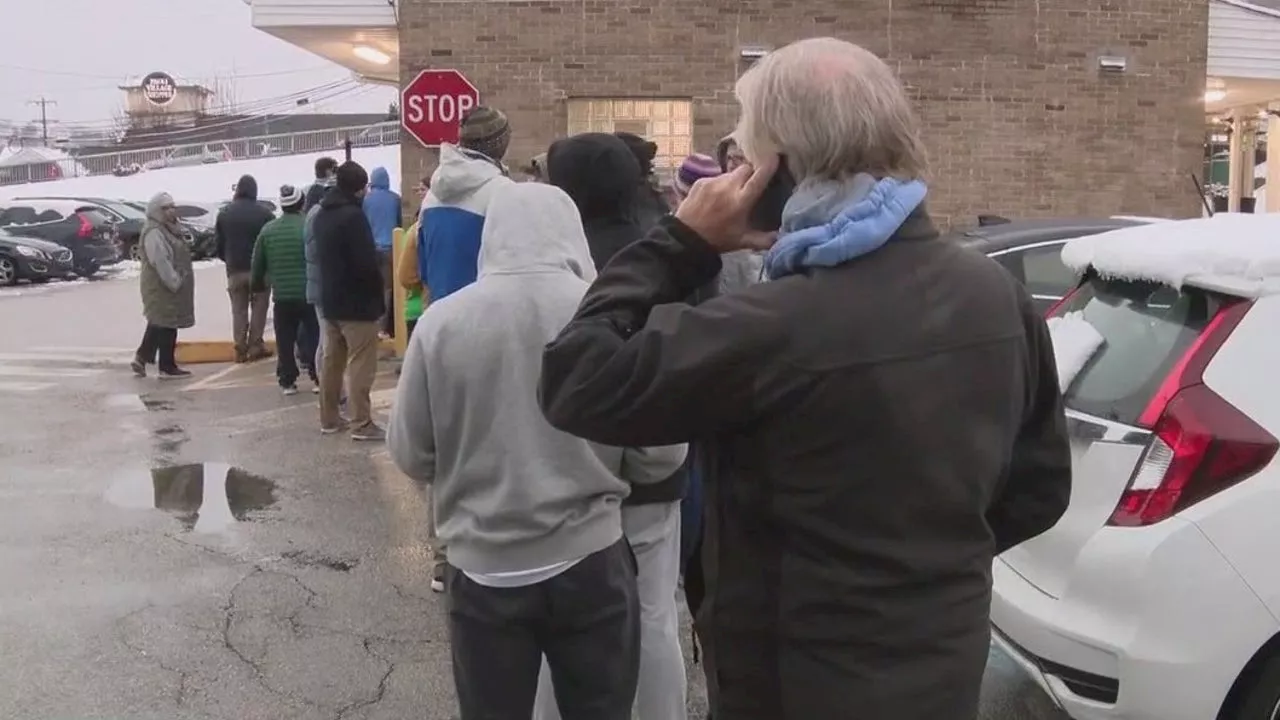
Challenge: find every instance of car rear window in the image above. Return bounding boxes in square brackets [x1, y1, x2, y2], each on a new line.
[1054, 275, 1224, 426]
[76, 209, 113, 226]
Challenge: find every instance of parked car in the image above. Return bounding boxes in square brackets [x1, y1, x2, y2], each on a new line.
[142, 145, 232, 170]
[0, 200, 120, 276]
[948, 216, 1158, 314]
[142, 143, 235, 170]
[119, 200, 216, 260]
[13, 196, 147, 261]
[991, 213, 1280, 720]
[0, 230, 73, 285]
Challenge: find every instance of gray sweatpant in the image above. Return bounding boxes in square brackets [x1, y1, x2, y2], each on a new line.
[533, 501, 686, 720]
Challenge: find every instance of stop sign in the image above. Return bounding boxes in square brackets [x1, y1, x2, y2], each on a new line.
[401, 69, 481, 148]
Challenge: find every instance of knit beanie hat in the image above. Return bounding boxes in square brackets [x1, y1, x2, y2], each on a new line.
[459, 106, 511, 162]
[278, 184, 304, 210]
[335, 161, 369, 194]
[614, 132, 658, 177]
[674, 153, 721, 198]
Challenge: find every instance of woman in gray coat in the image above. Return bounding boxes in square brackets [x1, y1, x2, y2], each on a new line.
[131, 191, 195, 379]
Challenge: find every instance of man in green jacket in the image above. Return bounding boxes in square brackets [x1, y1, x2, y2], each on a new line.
[251, 185, 319, 395]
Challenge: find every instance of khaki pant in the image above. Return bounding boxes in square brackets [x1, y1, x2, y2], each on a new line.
[319, 320, 379, 429]
[227, 271, 270, 355]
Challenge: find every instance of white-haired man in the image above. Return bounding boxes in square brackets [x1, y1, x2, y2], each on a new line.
[536, 37, 1072, 720]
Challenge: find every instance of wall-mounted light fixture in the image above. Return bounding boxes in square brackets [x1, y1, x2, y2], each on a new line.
[1204, 89, 1227, 103]
[739, 46, 771, 60]
[353, 45, 391, 65]
[1098, 55, 1127, 73]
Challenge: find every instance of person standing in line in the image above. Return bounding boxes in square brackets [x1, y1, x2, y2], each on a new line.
[305, 156, 339, 212]
[215, 174, 275, 363]
[613, 131, 672, 229]
[537, 37, 1072, 720]
[397, 176, 430, 340]
[130, 191, 194, 379]
[313, 161, 386, 441]
[539, 132, 689, 720]
[388, 181, 687, 720]
[362, 166, 402, 339]
[251, 185, 319, 396]
[305, 182, 341, 401]
[418, 106, 513, 305]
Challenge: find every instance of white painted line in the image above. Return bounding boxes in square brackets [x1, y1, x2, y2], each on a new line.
[182, 364, 245, 392]
[30, 346, 136, 357]
[0, 365, 103, 378]
[0, 352, 130, 364]
[0, 381, 56, 393]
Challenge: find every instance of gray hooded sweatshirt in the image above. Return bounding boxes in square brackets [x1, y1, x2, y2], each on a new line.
[388, 182, 686, 574]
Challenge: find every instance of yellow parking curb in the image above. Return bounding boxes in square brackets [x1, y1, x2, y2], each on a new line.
[175, 338, 398, 364]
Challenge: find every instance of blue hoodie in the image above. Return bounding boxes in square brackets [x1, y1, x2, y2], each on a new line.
[418, 144, 512, 302]
[362, 166, 402, 252]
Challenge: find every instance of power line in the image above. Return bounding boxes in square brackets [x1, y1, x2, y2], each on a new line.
[0, 63, 337, 81]
[36, 79, 358, 136]
[26, 97, 57, 146]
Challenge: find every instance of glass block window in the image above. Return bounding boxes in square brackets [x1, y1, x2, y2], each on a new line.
[566, 98, 693, 170]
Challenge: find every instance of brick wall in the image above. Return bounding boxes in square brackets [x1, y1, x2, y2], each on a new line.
[398, 0, 1209, 227]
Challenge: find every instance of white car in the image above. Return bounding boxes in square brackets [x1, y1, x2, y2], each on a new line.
[992, 212, 1280, 720]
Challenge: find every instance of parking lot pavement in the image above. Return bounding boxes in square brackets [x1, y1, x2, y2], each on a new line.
[0, 348, 1067, 719]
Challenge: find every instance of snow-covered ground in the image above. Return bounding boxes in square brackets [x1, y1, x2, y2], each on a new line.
[0, 145, 402, 204]
[0, 260, 218, 299]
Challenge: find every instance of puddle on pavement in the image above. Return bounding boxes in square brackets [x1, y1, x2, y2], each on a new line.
[281, 550, 359, 573]
[105, 462, 277, 534]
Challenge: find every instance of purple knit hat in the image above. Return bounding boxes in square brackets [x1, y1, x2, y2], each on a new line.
[674, 153, 721, 197]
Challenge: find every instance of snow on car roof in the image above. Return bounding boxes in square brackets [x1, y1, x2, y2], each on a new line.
[1061, 213, 1280, 297]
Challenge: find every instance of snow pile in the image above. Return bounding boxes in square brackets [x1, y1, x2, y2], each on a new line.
[1062, 213, 1280, 290]
[0, 145, 401, 204]
[1047, 311, 1105, 391]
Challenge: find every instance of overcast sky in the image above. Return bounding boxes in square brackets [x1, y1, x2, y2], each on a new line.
[0, 0, 395, 129]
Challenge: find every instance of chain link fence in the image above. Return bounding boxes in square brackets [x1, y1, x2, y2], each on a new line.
[0, 122, 400, 187]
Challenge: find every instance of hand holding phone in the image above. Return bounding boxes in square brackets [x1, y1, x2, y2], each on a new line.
[675, 155, 785, 253]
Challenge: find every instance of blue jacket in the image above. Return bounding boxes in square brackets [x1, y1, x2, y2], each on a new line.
[419, 144, 512, 302]
[362, 166, 402, 252]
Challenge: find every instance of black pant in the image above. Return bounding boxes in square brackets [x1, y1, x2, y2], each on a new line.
[272, 299, 319, 386]
[446, 539, 640, 720]
[378, 249, 394, 337]
[136, 324, 178, 372]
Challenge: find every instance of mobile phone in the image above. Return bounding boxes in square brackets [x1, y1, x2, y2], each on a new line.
[746, 155, 796, 233]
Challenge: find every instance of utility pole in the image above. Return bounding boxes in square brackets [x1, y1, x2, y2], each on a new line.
[27, 97, 57, 146]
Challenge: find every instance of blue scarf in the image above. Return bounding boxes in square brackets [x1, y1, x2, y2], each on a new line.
[764, 173, 928, 280]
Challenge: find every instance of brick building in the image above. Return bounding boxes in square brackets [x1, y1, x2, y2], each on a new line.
[251, 0, 1280, 225]
[395, 0, 1210, 226]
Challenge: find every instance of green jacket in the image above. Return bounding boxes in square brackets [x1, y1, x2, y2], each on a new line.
[251, 213, 308, 302]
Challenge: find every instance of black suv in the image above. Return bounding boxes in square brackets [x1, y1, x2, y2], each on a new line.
[0, 200, 121, 277]
[948, 216, 1158, 313]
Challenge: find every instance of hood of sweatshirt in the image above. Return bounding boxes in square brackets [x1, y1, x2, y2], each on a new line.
[430, 144, 506, 205]
[478, 182, 596, 283]
[233, 174, 258, 201]
[369, 166, 391, 190]
[546, 133, 641, 223]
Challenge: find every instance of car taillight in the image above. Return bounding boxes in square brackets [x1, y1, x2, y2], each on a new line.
[1108, 300, 1277, 527]
[1044, 286, 1081, 318]
[76, 213, 93, 238]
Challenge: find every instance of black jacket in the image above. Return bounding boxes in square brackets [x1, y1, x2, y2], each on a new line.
[304, 179, 333, 213]
[538, 211, 1072, 720]
[215, 175, 274, 274]
[313, 188, 386, 322]
[547, 132, 687, 506]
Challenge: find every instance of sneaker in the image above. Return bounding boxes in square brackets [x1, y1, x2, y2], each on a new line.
[311, 384, 320, 395]
[158, 367, 192, 379]
[350, 423, 386, 442]
[320, 421, 349, 435]
[130, 358, 146, 378]
[430, 562, 445, 593]
[281, 384, 298, 396]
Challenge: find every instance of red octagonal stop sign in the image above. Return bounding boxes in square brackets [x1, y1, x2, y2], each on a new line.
[401, 69, 481, 148]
